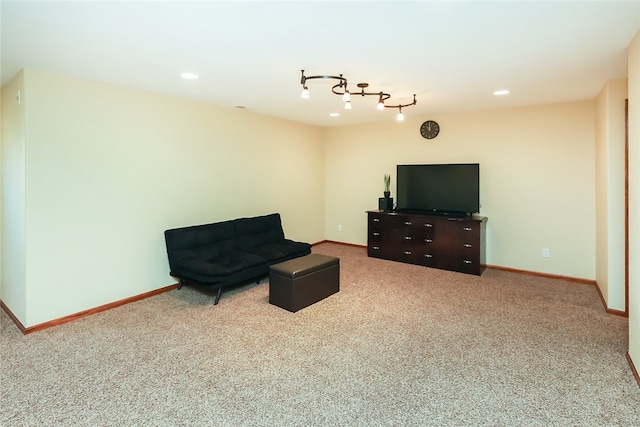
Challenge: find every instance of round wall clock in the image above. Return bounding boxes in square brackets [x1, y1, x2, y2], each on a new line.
[420, 120, 440, 139]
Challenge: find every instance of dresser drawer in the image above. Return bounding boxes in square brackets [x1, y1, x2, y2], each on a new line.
[437, 219, 481, 240]
[439, 253, 482, 275]
[368, 212, 386, 228]
[368, 212, 406, 230]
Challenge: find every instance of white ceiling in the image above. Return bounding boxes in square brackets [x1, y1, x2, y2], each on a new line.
[2, 1, 639, 127]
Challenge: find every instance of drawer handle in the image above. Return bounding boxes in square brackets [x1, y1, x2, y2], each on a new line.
[425, 239, 433, 243]
[404, 221, 412, 226]
[463, 260, 473, 264]
[425, 223, 433, 228]
[373, 218, 380, 222]
[404, 251, 412, 255]
[463, 243, 472, 248]
[372, 246, 380, 250]
[404, 236, 412, 240]
[424, 254, 433, 258]
[372, 232, 380, 236]
[463, 227, 473, 231]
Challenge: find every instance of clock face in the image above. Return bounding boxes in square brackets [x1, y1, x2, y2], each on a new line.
[420, 120, 440, 139]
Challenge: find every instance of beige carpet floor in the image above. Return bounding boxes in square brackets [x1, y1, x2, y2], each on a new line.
[1, 242, 639, 426]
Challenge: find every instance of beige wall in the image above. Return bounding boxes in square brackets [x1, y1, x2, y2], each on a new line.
[1, 70, 27, 321]
[3, 69, 325, 328]
[324, 102, 596, 280]
[628, 30, 640, 375]
[595, 78, 628, 311]
[0, 68, 2, 302]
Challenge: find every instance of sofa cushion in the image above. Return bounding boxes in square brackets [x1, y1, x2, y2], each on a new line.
[234, 213, 285, 250]
[244, 240, 311, 265]
[165, 220, 236, 271]
[172, 250, 267, 284]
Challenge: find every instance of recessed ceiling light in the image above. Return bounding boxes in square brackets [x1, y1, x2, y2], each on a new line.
[181, 73, 199, 80]
[493, 89, 510, 96]
[329, 113, 340, 117]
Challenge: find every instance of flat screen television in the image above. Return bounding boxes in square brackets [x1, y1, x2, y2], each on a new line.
[396, 163, 480, 216]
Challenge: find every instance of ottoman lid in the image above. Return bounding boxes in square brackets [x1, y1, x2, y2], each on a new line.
[270, 253, 339, 278]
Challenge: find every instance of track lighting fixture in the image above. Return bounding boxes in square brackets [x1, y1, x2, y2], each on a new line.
[300, 70, 416, 119]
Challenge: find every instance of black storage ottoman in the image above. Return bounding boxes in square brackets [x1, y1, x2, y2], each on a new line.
[269, 253, 340, 312]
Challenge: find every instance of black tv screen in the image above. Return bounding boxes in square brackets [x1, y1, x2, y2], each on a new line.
[396, 163, 480, 215]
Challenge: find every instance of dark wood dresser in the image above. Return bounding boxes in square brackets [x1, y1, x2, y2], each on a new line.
[367, 210, 487, 275]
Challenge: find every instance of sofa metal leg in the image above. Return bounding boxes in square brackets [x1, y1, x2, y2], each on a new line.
[214, 288, 222, 305]
[178, 279, 184, 290]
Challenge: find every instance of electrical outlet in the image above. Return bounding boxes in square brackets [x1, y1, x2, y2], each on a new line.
[543, 248, 550, 258]
[337, 224, 342, 232]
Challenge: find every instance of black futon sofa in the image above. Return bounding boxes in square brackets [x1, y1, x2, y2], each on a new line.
[164, 213, 311, 304]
